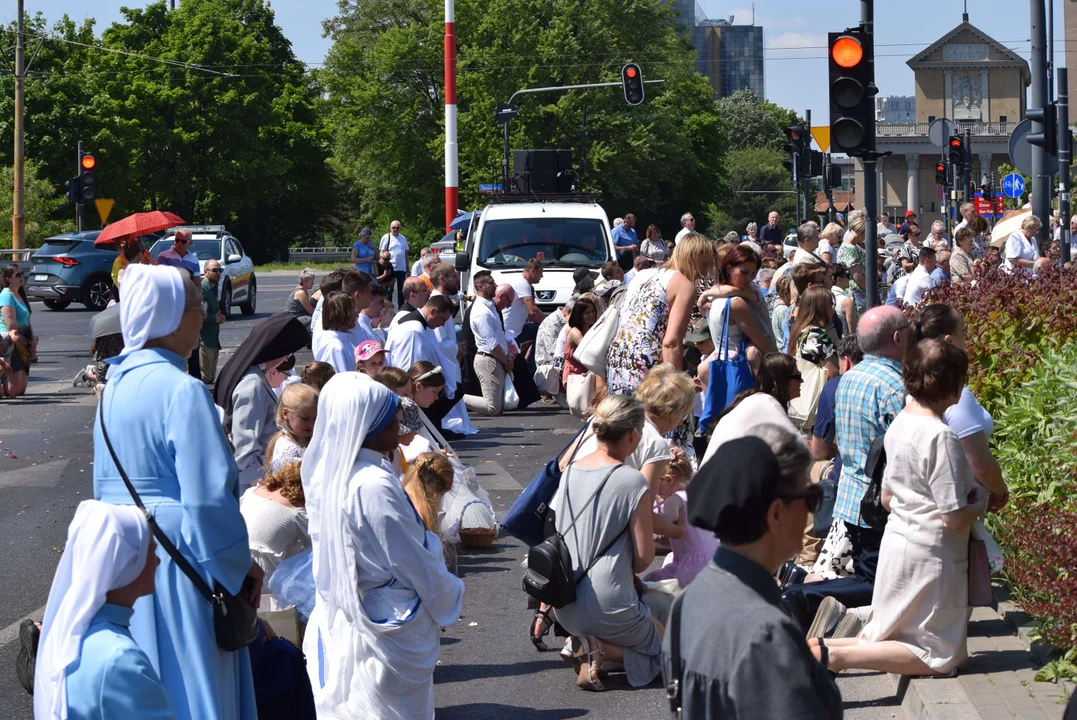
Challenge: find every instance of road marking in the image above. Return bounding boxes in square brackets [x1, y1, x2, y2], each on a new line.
[474, 461, 524, 490]
[0, 606, 46, 648]
[0, 459, 71, 490]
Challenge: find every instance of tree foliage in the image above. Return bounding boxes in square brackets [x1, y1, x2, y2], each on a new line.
[714, 89, 801, 152]
[0, 2, 332, 261]
[0, 161, 69, 249]
[320, 0, 728, 241]
[706, 147, 797, 235]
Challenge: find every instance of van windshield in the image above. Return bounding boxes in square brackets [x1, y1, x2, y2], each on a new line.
[477, 217, 609, 268]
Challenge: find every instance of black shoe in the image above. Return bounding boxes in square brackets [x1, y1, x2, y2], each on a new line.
[16, 618, 39, 695]
[441, 429, 466, 441]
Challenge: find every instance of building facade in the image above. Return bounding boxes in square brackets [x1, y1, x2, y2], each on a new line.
[876, 95, 916, 123]
[684, 6, 764, 99]
[853, 19, 1030, 228]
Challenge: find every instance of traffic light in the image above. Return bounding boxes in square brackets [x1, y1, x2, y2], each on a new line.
[621, 63, 644, 106]
[825, 162, 842, 191]
[1026, 104, 1057, 156]
[63, 177, 81, 204]
[947, 135, 966, 173]
[828, 29, 874, 155]
[783, 123, 809, 177]
[78, 153, 97, 202]
[935, 161, 947, 186]
[809, 150, 824, 178]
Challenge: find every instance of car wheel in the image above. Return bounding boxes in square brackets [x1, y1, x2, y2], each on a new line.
[240, 277, 257, 316]
[43, 299, 72, 311]
[82, 275, 113, 311]
[221, 283, 233, 320]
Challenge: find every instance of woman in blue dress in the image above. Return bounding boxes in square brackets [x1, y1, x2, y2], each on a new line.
[351, 227, 377, 275]
[35, 500, 173, 719]
[93, 264, 261, 720]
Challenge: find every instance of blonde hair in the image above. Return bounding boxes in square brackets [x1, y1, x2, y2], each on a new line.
[1021, 214, 1042, 231]
[274, 383, 318, 444]
[403, 453, 454, 532]
[664, 452, 693, 487]
[668, 233, 718, 285]
[820, 222, 844, 241]
[848, 213, 866, 239]
[636, 363, 695, 425]
[591, 394, 645, 442]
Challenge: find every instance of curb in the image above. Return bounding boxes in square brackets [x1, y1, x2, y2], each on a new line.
[887, 672, 981, 720]
[991, 581, 1057, 667]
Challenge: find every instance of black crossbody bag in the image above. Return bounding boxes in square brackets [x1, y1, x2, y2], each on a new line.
[97, 399, 258, 652]
[666, 593, 685, 718]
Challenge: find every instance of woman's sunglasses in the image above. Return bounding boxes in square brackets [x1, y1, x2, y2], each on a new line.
[781, 484, 824, 513]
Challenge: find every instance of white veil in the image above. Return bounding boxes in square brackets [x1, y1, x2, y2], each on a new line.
[34, 500, 150, 720]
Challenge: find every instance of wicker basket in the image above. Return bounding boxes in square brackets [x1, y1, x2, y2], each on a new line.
[458, 527, 497, 549]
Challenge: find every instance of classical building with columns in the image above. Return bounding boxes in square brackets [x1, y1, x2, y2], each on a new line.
[853, 17, 1030, 227]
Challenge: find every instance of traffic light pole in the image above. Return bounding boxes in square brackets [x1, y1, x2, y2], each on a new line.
[962, 129, 972, 204]
[859, 0, 880, 309]
[1059, 67, 1071, 264]
[76, 141, 85, 232]
[12, 0, 25, 250]
[1030, 0, 1051, 253]
[803, 109, 813, 225]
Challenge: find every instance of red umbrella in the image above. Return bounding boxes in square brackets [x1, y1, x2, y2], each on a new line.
[95, 211, 186, 245]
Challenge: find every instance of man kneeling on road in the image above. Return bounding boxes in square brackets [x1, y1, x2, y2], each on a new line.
[463, 272, 515, 416]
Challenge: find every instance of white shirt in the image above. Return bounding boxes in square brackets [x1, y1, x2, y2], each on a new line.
[817, 238, 835, 261]
[379, 232, 409, 270]
[470, 296, 507, 354]
[314, 329, 357, 375]
[953, 219, 968, 235]
[352, 313, 381, 347]
[501, 275, 533, 342]
[553, 324, 569, 359]
[411, 259, 425, 276]
[675, 227, 692, 243]
[1004, 231, 1039, 273]
[892, 274, 911, 305]
[902, 264, 935, 307]
[385, 314, 439, 371]
[623, 269, 637, 286]
[578, 417, 670, 470]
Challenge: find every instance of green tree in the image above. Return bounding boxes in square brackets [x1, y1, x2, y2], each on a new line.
[321, 0, 728, 241]
[714, 89, 801, 152]
[706, 147, 797, 235]
[0, 160, 70, 248]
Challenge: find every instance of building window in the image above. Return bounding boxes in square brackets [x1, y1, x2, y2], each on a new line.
[928, 115, 935, 122]
[999, 115, 1007, 123]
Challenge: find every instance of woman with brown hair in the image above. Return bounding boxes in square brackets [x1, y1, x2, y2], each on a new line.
[564, 297, 600, 417]
[640, 224, 669, 262]
[702, 243, 777, 374]
[312, 292, 358, 374]
[790, 286, 839, 379]
[1, 263, 35, 397]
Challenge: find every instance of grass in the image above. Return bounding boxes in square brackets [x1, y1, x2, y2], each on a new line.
[254, 261, 354, 272]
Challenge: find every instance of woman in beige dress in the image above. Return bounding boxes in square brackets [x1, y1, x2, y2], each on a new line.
[810, 338, 988, 676]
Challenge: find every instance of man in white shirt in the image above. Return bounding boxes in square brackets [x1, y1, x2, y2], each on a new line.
[624, 255, 654, 285]
[390, 276, 431, 329]
[774, 223, 824, 282]
[675, 212, 696, 244]
[425, 263, 471, 437]
[464, 271, 515, 416]
[379, 220, 409, 303]
[501, 259, 545, 371]
[411, 248, 431, 276]
[902, 246, 939, 307]
[353, 283, 387, 346]
[384, 295, 454, 372]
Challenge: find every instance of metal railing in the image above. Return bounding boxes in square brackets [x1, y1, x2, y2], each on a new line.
[876, 121, 1018, 137]
[288, 247, 352, 262]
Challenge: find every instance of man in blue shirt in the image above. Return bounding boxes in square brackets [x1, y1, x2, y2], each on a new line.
[157, 229, 202, 379]
[611, 213, 639, 271]
[931, 250, 951, 284]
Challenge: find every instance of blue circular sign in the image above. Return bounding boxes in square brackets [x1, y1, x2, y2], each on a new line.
[1001, 173, 1026, 199]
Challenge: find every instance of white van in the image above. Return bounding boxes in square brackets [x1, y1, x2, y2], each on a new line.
[454, 199, 617, 312]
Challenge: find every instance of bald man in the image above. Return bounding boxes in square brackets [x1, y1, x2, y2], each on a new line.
[390, 276, 432, 328]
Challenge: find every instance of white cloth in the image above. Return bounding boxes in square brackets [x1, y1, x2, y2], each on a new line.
[817, 238, 835, 261]
[314, 329, 357, 375]
[311, 296, 326, 348]
[553, 324, 569, 359]
[430, 292, 471, 433]
[239, 489, 309, 602]
[675, 227, 692, 243]
[35, 501, 151, 720]
[300, 373, 462, 719]
[501, 275, 532, 343]
[470, 297, 507, 354]
[385, 317, 439, 372]
[701, 394, 801, 466]
[411, 260, 424, 277]
[115, 264, 187, 362]
[351, 314, 380, 348]
[1004, 231, 1039, 273]
[902, 265, 936, 307]
[380, 233, 409, 270]
[892, 274, 911, 304]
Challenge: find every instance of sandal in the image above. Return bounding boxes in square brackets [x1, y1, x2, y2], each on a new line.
[529, 607, 553, 651]
[574, 636, 606, 692]
[814, 637, 838, 678]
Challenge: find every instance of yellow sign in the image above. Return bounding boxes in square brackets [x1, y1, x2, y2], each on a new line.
[94, 199, 116, 226]
[811, 126, 831, 153]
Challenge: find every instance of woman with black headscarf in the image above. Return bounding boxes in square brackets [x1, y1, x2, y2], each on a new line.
[215, 314, 308, 491]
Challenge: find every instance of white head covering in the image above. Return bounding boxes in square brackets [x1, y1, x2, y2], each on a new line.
[301, 372, 399, 625]
[117, 263, 188, 360]
[34, 501, 151, 720]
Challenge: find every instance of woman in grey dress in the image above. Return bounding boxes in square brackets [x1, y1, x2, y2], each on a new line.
[551, 394, 660, 692]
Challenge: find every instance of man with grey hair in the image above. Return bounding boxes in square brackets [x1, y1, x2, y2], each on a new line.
[199, 259, 226, 384]
[411, 247, 432, 277]
[157, 228, 202, 378]
[759, 210, 783, 245]
[379, 220, 409, 302]
[463, 272, 515, 416]
[675, 212, 696, 243]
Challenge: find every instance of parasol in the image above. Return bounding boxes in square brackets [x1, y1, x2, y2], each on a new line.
[87, 303, 121, 339]
[95, 211, 186, 245]
[990, 209, 1031, 246]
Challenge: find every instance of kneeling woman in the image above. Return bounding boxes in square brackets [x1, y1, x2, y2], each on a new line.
[551, 394, 662, 692]
[35, 500, 173, 718]
[301, 373, 464, 719]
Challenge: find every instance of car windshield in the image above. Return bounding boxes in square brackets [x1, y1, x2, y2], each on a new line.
[149, 238, 221, 261]
[477, 217, 609, 268]
[33, 240, 79, 256]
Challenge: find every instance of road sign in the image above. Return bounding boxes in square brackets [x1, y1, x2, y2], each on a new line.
[1001, 173, 1025, 198]
[938, 185, 945, 200]
[478, 184, 502, 193]
[973, 193, 1005, 217]
[810, 126, 831, 152]
[1009, 118, 1059, 176]
[94, 198, 115, 225]
[927, 118, 957, 148]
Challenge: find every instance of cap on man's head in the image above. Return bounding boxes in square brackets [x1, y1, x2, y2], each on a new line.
[684, 318, 711, 345]
[688, 435, 781, 544]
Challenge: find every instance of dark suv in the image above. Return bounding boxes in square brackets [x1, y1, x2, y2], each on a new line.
[25, 231, 117, 311]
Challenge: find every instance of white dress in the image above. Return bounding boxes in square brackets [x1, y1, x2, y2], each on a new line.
[239, 489, 310, 608]
[858, 411, 977, 672]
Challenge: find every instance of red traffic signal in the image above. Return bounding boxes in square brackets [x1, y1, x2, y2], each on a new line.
[80, 154, 96, 170]
[830, 36, 864, 68]
[621, 63, 644, 106]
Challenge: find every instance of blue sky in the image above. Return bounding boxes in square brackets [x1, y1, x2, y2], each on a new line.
[6, 0, 1068, 125]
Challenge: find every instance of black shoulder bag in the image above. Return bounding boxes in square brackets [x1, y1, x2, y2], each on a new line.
[97, 399, 258, 652]
[859, 432, 890, 531]
[665, 592, 684, 718]
[522, 463, 628, 609]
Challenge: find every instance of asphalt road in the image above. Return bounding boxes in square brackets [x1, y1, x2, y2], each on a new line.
[0, 271, 901, 718]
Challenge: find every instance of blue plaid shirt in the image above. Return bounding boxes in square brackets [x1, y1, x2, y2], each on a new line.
[833, 354, 904, 527]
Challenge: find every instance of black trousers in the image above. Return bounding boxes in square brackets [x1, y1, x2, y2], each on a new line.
[187, 349, 201, 381]
[425, 386, 463, 431]
[389, 271, 407, 304]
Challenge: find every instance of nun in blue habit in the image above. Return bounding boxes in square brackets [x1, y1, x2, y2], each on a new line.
[92, 264, 259, 720]
[34, 500, 173, 719]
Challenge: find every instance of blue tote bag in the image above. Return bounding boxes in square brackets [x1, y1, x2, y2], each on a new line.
[502, 422, 590, 547]
[697, 299, 755, 435]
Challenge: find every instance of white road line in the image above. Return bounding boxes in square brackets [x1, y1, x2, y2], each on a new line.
[0, 606, 45, 648]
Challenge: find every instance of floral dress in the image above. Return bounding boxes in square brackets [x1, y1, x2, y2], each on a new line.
[795, 327, 837, 366]
[606, 268, 676, 396]
[836, 242, 866, 289]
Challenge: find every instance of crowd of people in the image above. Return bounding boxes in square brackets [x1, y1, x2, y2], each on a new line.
[12, 202, 1072, 719]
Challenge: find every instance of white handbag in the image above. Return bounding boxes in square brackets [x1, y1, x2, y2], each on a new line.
[574, 303, 621, 378]
[533, 364, 560, 395]
[786, 356, 829, 431]
[566, 372, 597, 418]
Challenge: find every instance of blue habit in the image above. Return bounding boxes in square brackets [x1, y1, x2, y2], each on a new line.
[94, 348, 256, 720]
[65, 603, 174, 719]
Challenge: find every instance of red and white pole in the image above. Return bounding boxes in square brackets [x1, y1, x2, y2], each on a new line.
[444, 0, 458, 233]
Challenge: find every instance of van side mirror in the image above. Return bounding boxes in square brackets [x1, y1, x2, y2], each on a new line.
[454, 252, 470, 271]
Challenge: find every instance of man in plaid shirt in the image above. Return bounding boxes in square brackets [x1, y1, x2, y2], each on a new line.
[832, 306, 914, 581]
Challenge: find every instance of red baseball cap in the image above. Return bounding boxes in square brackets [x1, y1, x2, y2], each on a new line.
[905, 210, 917, 218]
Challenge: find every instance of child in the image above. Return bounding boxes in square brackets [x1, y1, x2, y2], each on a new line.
[642, 450, 717, 588]
[375, 251, 395, 290]
[402, 453, 454, 532]
[265, 383, 318, 474]
[374, 366, 412, 399]
[354, 340, 387, 376]
[300, 361, 335, 392]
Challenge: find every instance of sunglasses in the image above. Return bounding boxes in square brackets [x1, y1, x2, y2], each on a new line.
[206, 268, 222, 273]
[782, 484, 824, 513]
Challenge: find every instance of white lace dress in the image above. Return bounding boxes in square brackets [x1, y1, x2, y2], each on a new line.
[239, 490, 310, 609]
